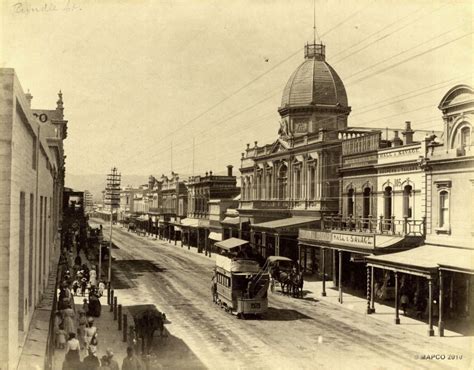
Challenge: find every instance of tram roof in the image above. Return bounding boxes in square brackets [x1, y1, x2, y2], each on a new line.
[215, 237, 249, 251]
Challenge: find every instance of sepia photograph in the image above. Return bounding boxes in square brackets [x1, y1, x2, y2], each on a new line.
[1, 0, 473, 369]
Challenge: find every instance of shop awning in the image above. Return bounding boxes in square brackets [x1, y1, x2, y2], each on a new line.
[221, 217, 239, 225]
[208, 232, 223, 241]
[366, 245, 474, 276]
[180, 218, 199, 227]
[252, 217, 320, 231]
[215, 237, 248, 251]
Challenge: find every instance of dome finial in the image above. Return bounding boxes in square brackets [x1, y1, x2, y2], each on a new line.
[306, 0, 324, 60]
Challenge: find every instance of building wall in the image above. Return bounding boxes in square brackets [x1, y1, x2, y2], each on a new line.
[0, 69, 63, 369]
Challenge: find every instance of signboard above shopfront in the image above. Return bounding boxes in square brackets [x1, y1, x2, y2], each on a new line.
[331, 232, 375, 249]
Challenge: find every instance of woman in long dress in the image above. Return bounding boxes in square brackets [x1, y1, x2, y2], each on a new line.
[62, 305, 76, 337]
[63, 333, 81, 370]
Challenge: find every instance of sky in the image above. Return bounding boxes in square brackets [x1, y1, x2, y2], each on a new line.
[2, 0, 473, 181]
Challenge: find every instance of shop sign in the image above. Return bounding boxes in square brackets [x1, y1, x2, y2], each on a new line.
[331, 232, 375, 249]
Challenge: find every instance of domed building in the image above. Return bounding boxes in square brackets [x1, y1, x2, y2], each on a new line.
[236, 42, 365, 261]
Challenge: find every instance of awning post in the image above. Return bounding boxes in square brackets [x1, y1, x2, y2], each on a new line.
[332, 249, 337, 288]
[275, 233, 280, 256]
[321, 248, 326, 297]
[366, 266, 371, 314]
[428, 277, 434, 336]
[439, 269, 444, 337]
[370, 266, 375, 313]
[394, 271, 400, 324]
[338, 250, 343, 304]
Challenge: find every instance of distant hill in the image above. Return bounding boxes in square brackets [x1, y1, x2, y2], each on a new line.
[65, 173, 150, 201]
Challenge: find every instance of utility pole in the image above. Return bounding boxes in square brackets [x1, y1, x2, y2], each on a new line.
[105, 167, 121, 285]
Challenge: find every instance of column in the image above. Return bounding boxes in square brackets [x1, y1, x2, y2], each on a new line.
[321, 248, 326, 297]
[338, 250, 343, 303]
[275, 234, 280, 256]
[394, 271, 400, 324]
[238, 227, 242, 239]
[428, 277, 434, 336]
[250, 230, 255, 247]
[187, 229, 190, 250]
[262, 232, 266, 257]
[370, 266, 375, 313]
[439, 269, 444, 337]
[333, 249, 337, 288]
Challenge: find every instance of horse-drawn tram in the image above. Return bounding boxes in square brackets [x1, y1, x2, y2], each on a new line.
[212, 238, 269, 318]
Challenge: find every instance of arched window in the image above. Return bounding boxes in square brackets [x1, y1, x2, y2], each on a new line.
[384, 186, 392, 228]
[403, 185, 413, 218]
[278, 164, 287, 200]
[362, 187, 371, 219]
[266, 172, 272, 200]
[439, 190, 449, 228]
[461, 126, 471, 148]
[295, 168, 301, 199]
[347, 188, 355, 217]
[309, 166, 316, 200]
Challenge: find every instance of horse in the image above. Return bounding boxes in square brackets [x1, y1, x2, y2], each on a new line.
[133, 308, 167, 354]
[291, 271, 304, 298]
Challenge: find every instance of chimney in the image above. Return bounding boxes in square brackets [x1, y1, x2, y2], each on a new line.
[25, 90, 33, 107]
[392, 130, 403, 147]
[205, 172, 208, 176]
[209, 170, 213, 176]
[254, 141, 258, 147]
[227, 165, 233, 177]
[402, 121, 414, 145]
[246, 143, 250, 150]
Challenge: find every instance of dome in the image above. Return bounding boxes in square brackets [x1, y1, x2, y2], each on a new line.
[280, 43, 348, 109]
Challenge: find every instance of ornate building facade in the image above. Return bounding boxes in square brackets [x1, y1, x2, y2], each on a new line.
[239, 42, 368, 260]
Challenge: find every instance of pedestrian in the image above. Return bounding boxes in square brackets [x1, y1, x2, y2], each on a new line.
[400, 293, 409, 316]
[57, 324, 67, 349]
[63, 333, 81, 370]
[90, 269, 97, 287]
[84, 318, 98, 350]
[54, 311, 63, 348]
[72, 280, 80, 296]
[81, 278, 88, 296]
[98, 281, 105, 297]
[83, 299, 89, 315]
[77, 311, 88, 350]
[100, 355, 111, 370]
[121, 346, 142, 370]
[62, 304, 76, 336]
[105, 348, 119, 370]
[82, 347, 100, 370]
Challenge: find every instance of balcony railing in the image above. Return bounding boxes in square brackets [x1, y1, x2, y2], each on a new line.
[322, 215, 425, 236]
[240, 200, 290, 210]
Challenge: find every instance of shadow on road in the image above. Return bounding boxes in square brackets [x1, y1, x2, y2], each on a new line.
[111, 260, 166, 289]
[262, 307, 314, 321]
[126, 304, 206, 370]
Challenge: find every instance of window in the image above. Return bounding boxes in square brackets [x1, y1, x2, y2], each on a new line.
[278, 165, 287, 200]
[295, 169, 301, 199]
[347, 188, 354, 217]
[363, 187, 371, 220]
[403, 185, 413, 218]
[309, 167, 316, 200]
[384, 186, 392, 229]
[439, 191, 449, 228]
[461, 126, 471, 148]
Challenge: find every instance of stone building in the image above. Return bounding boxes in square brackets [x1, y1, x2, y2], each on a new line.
[181, 166, 240, 254]
[238, 42, 368, 260]
[158, 172, 187, 242]
[0, 69, 66, 368]
[367, 84, 474, 336]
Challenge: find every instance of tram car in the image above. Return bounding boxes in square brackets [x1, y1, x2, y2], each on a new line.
[212, 238, 269, 318]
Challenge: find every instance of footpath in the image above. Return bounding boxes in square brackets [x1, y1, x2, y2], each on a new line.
[52, 245, 133, 369]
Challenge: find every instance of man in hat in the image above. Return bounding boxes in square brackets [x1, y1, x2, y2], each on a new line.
[83, 347, 100, 369]
[106, 348, 119, 370]
[122, 346, 142, 370]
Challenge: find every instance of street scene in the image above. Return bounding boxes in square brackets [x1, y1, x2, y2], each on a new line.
[1, 1, 473, 369]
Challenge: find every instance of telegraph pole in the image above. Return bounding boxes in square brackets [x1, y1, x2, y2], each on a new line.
[105, 167, 121, 285]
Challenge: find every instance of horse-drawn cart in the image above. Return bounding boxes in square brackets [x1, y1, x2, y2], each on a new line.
[266, 256, 303, 298]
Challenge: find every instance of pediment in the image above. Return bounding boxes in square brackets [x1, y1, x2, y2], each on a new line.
[269, 138, 289, 154]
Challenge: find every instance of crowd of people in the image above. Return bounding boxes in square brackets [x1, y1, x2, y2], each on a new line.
[56, 226, 144, 370]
